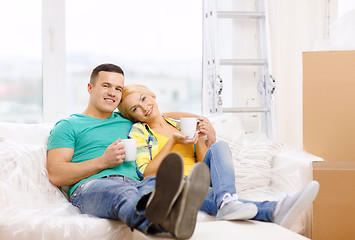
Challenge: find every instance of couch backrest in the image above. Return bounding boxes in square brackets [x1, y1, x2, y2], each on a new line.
[0, 122, 54, 145]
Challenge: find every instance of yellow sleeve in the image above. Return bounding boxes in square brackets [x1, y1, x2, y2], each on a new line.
[128, 124, 151, 175]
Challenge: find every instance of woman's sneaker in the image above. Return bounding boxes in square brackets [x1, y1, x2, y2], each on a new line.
[216, 193, 258, 221]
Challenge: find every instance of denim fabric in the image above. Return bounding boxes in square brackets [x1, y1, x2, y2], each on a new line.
[70, 140, 278, 234]
[70, 175, 161, 234]
[240, 199, 276, 222]
[200, 141, 277, 222]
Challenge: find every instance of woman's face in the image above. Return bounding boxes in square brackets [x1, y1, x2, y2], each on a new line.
[121, 92, 160, 123]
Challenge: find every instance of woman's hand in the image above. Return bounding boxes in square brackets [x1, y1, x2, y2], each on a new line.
[172, 132, 198, 145]
[197, 116, 216, 148]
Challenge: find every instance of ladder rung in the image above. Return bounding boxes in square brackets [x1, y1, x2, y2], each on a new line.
[220, 59, 267, 65]
[223, 107, 268, 113]
[217, 11, 265, 19]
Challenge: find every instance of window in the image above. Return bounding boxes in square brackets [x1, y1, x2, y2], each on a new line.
[0, 1, 202, 123]
[65, 0, 202, 115]
[0, 0, 42, 123]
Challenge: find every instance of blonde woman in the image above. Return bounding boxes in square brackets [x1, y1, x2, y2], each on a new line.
[118, 84, 320, 228]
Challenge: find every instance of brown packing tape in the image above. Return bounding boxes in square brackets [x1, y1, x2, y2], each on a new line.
[313, 160, 355, 170]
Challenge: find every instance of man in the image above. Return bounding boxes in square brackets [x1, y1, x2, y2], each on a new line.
[46, 63, 210, 238]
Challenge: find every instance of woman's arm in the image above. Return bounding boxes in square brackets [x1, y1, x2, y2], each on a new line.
[197, 116, 216, 148]
[195, 135, 208, 162]
[164, 113, 217, 148]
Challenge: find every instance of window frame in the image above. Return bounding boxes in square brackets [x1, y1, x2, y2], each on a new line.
[42, 0, 67, 123]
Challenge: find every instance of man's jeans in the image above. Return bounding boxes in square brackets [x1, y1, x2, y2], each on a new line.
[71, 141, 277, 235]
[70, 175, 157, 234]
[200, 141, 277, 222]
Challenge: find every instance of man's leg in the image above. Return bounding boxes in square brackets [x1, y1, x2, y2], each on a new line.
[71, 152, 210, 237]
[145, 152, 185, 223]
[240, 180, 320, 229]
[160, 161, 210, 239]
[273, 180, 319, 228]
[70, 176, 154, 233]
[70, 153, 186, 235]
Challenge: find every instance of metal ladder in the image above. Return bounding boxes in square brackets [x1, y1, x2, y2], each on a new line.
[202, 0, 276, 139]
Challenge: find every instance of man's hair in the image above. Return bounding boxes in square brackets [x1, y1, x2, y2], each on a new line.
[118, 84, 156, 122]
[90, 63, 124, 85]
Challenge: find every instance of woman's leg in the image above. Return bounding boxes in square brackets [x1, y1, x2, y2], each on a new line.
[201, 141, 258, 220]
[203, 141, 236, 208]
[200, 187, 218, 215]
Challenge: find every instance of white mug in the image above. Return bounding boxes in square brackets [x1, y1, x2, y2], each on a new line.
[180, 117, 198, 139]
[121, 139, 137, 162]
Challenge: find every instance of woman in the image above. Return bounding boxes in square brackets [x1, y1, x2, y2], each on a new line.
[118, 84, 319, 226]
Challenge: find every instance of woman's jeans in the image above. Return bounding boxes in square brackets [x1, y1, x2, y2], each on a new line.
[70, 175, 158, 234]
[200, 141, 277, 222]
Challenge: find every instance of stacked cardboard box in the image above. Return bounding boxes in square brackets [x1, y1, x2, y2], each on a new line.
[303, 50, 355, 240]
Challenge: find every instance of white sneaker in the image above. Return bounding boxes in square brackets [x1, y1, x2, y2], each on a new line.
[216, 193, 258, 221]
[274, 180, 320, 229]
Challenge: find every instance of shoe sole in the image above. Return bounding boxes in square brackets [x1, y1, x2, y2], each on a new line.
[145, 152, 184, 224]
[172, 163, 210, 239]
[216, 203, 258, 221]
[279, 181, 320, 228]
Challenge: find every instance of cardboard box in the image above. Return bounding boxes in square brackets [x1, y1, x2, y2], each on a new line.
[303, 50, 355, 161]
[312, 161, 355, 240]
[303, 51, 355, 239]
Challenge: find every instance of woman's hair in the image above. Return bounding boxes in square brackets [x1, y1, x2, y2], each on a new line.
[118, 84, 156, 122]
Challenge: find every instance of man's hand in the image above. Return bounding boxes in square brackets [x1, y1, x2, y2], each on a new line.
[101, 139, 126, 168]
[197, 116, 216, 148]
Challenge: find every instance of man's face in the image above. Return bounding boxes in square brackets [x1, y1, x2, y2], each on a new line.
[88, 71, 124, 114]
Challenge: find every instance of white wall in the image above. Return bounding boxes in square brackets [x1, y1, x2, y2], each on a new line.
[268, 0, 338, 149]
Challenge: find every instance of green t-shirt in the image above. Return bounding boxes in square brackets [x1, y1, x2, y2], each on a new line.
[47, 111, 140, 196]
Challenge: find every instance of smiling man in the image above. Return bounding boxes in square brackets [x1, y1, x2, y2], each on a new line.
[46, 63, 210, 238]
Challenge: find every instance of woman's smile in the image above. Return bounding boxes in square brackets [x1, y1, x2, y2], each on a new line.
[145, 106, 153, 116]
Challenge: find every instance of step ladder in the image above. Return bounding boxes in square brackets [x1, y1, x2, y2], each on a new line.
[202, 0, 276, 139]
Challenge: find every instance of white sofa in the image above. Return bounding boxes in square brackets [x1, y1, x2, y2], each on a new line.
[0, 114, 321, 239]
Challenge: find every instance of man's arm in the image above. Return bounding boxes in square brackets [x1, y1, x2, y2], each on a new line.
[47, 139, 126, 187]
[163, 111, 197, 119]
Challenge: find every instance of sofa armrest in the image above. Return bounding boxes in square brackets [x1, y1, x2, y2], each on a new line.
[271, 146, 323, 194]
